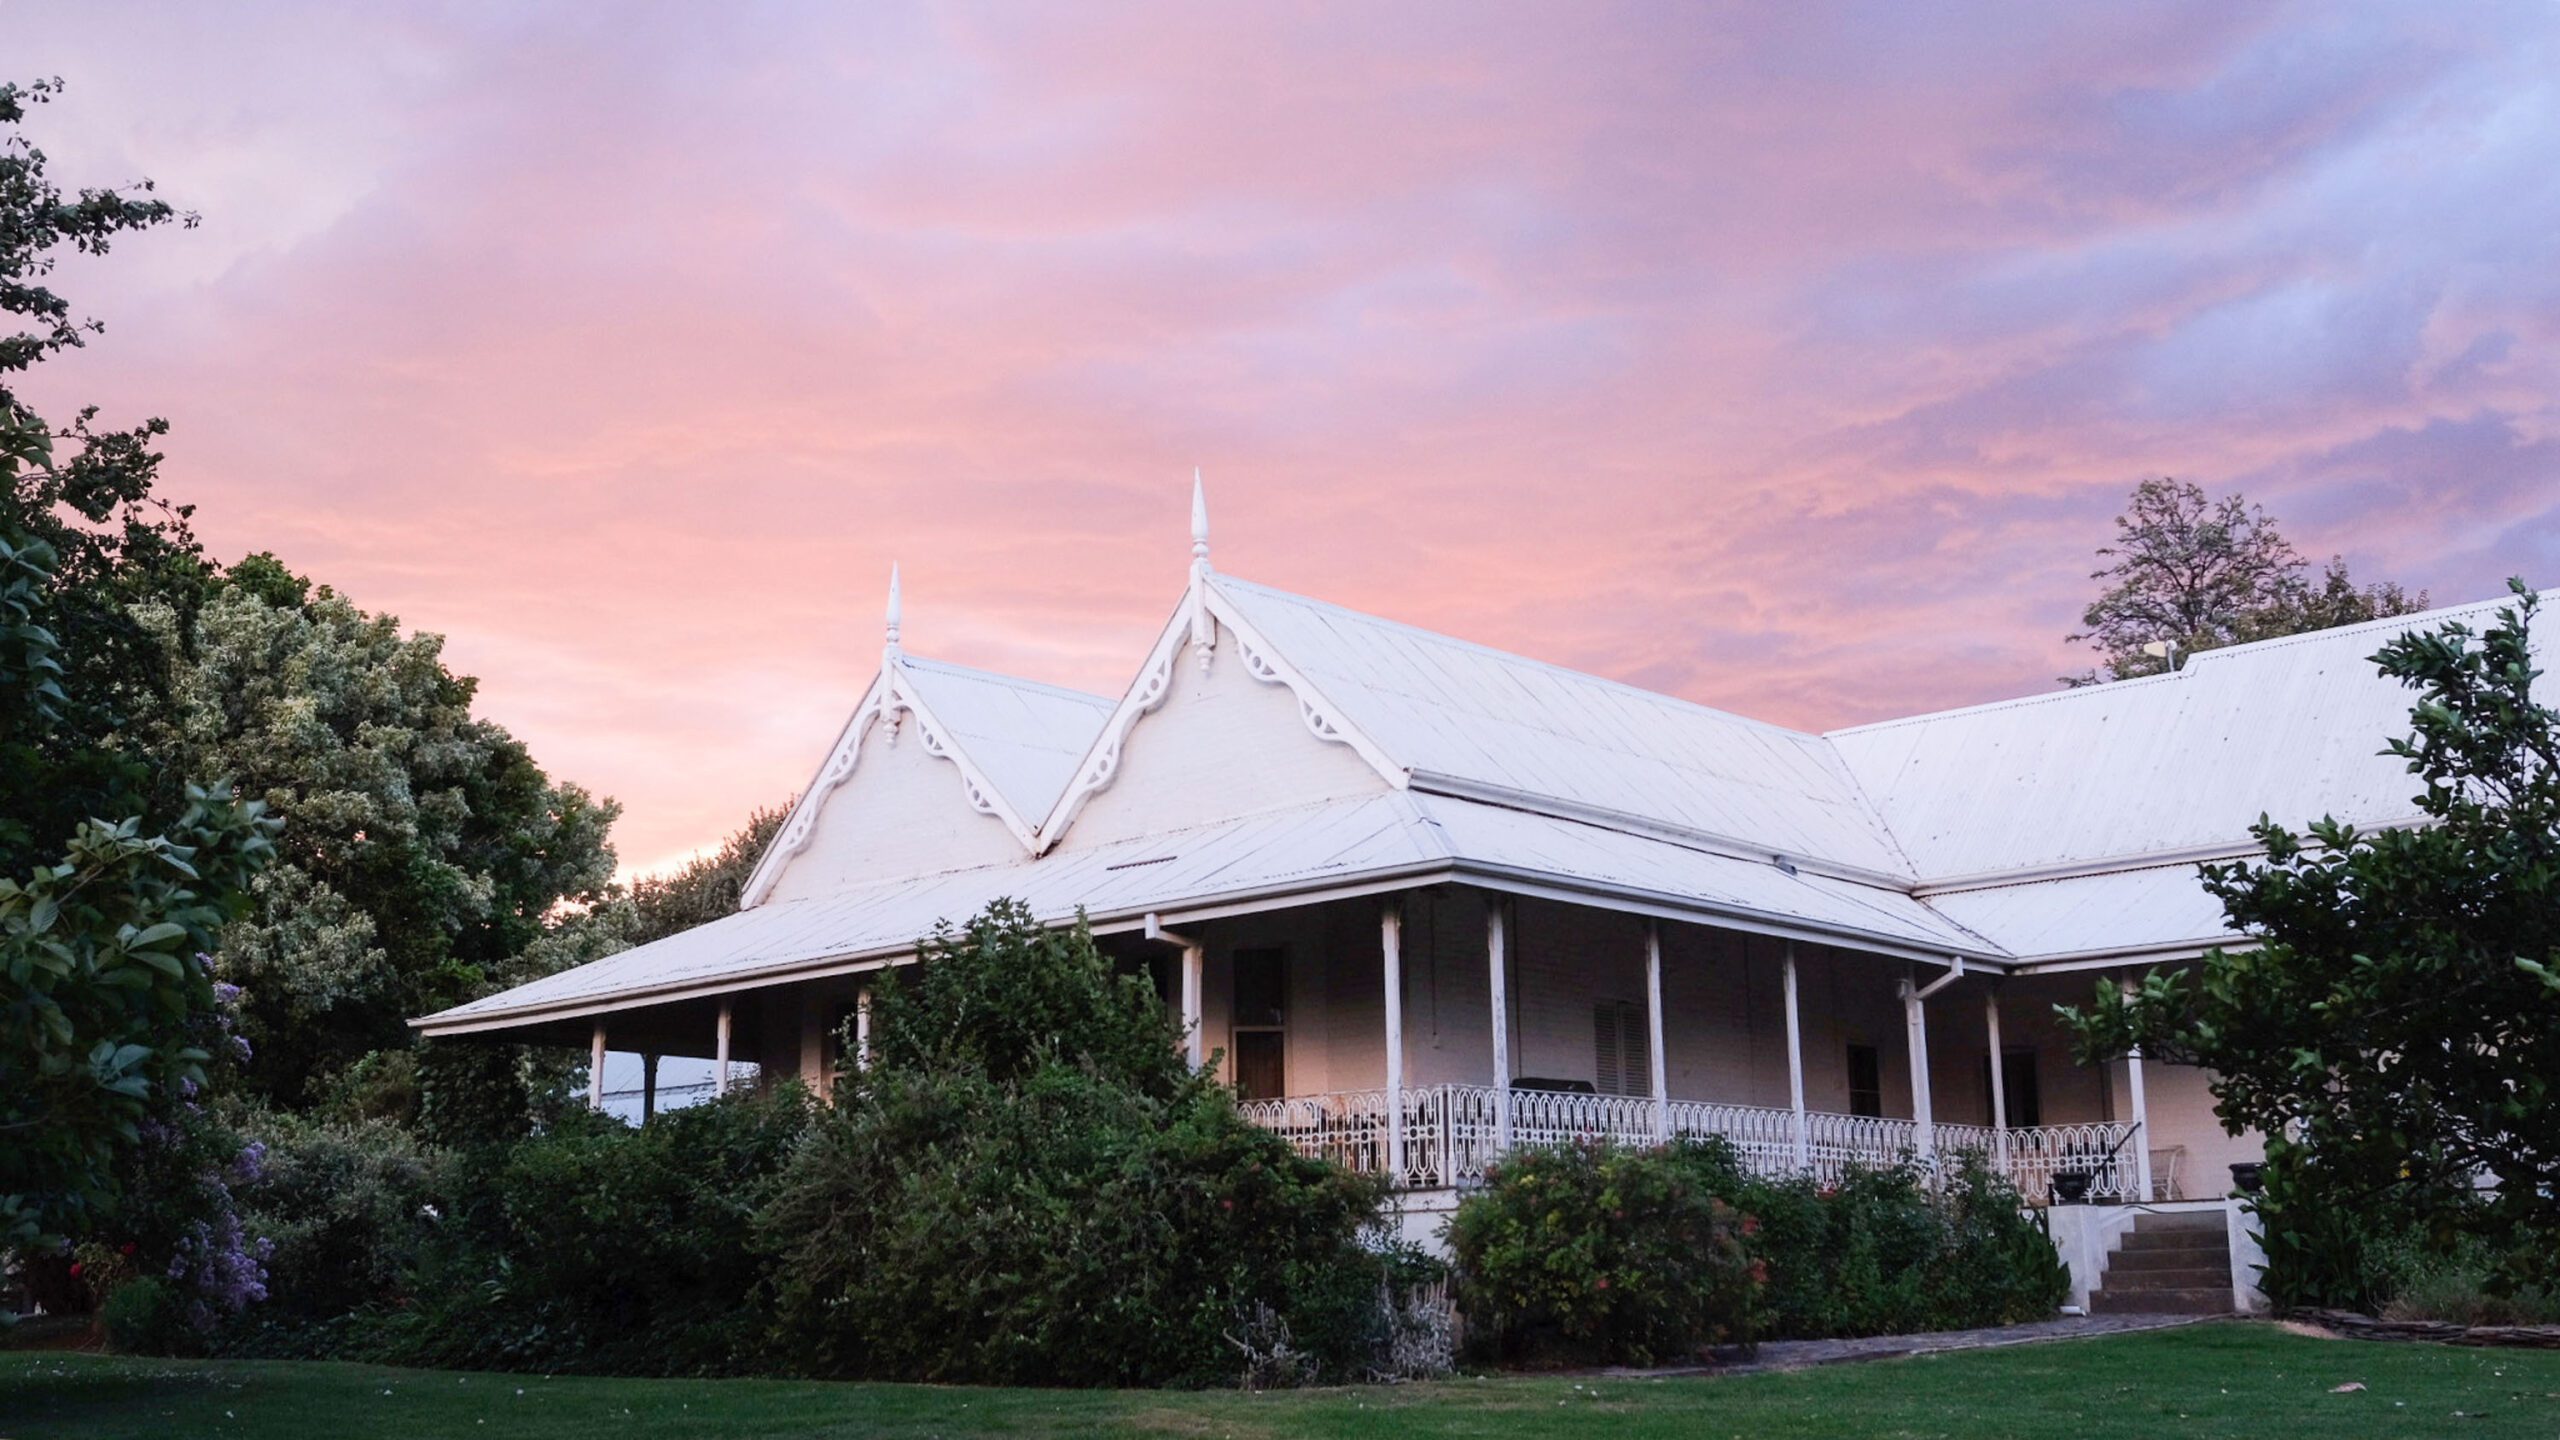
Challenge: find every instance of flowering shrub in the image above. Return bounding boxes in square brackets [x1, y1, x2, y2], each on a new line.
[1447, 1139, 1757, 1366]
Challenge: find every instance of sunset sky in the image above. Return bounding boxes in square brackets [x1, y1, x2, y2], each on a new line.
[17, 3, 2560, 878]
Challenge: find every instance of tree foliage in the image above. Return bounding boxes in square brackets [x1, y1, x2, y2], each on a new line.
[136, 567, 620, 1103]
[0, 80, 279, 1254]
[2066, 581, 2560, 1294]
[2066, 477, 2423, 684]
[760, 901, 1402, 1386]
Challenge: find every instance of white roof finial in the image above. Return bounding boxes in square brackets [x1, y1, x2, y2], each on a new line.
[884, 562, 903, 656]
[1190, 468, 1211, 576]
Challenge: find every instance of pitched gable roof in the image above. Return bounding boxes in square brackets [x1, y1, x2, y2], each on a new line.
[1204, 574, 1915, 882]
[739, 653, 1112, 906]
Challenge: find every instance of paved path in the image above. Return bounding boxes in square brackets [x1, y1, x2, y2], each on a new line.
[1605, 1313, 2217, 1378]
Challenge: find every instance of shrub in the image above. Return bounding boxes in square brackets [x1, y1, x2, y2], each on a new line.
[760, 902, 1404, 1386]
[1671, 1142, 2064, 1339]
[1452, 1138, 2066, 1357]
[222, 1110, 446, 1341]
[100, 1276, 187, 1355]
[1447, 1139, 1756, 1366]
[351, 1084, 813, 1376]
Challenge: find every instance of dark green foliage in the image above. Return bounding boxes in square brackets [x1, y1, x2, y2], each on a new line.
[98, 1276, 185, 1356]
[1450, 1139, 2064, 1361]
[345, 1086, 812, 1376]
[1719, 1149, 2064, 1339]
[760, 901, 1401, 1386]
[225, 1112, 446, 1331]
[624, 805, 785, 946]
[1447, 1139, 1756, 1366]
[2068, 582, 2560, 1300]
[860, 899, 1189, 1098]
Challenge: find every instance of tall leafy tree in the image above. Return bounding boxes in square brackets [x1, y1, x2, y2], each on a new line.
[2065, 477, 2424, 684]
[0, 165, 277, 1248]
[2066, 582, 2559, 1294]
[138, 558, 621, 1104]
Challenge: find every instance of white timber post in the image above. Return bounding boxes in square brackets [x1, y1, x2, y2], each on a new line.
[587, 1020, 607, 1111]
[1486, 895, 1512, 1151]
[1783, 941, 1809, 1172]
[1902, 975, 1935, 1162]
[1985, 985, 2011, 1177]
[2122, 974, 2154, 1201]
[1382, 898, 1406, 1185]
[715, 996, 734, 1097]
[1182, 942, 1206, 1072]
[1645, 918, 1669, 1142]
[854, 985, 873, 1071]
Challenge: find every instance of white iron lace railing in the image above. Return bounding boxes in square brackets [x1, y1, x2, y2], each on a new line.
[1241, 1085, 2166, 1200]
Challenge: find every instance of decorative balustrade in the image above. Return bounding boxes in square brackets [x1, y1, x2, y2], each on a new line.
[1241, 1085, 2166, 1201]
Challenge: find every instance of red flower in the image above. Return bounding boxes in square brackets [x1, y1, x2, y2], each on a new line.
[1594, 1277, 1610, 1291]
[67, 1262, 82, 1278]
[1749, 1260, 1769, 1286]
[1740, 1215, 1761, 1237]
[1220, 1198, 1234, 1211]
[119, 1242, 137, 1256]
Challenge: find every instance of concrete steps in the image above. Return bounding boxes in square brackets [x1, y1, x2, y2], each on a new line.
[2088, 1211, 2233, 1316]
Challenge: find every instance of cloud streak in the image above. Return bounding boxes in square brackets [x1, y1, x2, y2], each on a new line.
[16, 1, 2559, 874]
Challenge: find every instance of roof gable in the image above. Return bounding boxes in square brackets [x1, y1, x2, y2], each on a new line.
[741, 654, 1111, 905]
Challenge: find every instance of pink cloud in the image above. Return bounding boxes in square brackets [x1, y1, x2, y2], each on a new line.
[13, 2, 2557, 875]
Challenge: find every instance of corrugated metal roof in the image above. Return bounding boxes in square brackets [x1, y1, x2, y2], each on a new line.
[898, 656, 1112, 826]
[1212, 575, 1915, 879]
[1920, 863, 2241, 964]
[1828, 590, 2554, 884]
[424, 575, 2551, 1031]
[426, 793, 1454, 1028]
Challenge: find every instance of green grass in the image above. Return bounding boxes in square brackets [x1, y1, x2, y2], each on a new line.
[6, 1323, 2559, 1439]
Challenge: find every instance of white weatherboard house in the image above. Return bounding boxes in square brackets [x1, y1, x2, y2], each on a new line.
[417, 485, 2535, 1312]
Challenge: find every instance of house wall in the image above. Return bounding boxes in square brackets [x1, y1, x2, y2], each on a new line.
[1052, 621, 1390, 855]
[752, 886, 2263, 1198]
[763, 716, 1027, 903]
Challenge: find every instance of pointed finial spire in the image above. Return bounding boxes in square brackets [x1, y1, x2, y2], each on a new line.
[1190, 469, 1211, 576]
[884, 563, 903, 655]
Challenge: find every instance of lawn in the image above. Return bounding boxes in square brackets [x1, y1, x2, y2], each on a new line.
[6, 1322, 2559, 1440]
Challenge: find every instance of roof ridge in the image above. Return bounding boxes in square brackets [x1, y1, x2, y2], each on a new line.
[1829, 585, 2548, 739]
[896, 652, 1115, 707]
[1209, 572, 1833, 748]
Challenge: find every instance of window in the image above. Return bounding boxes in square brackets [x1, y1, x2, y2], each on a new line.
[1846, 1043, 1883, 1118]
[1985, 1048, 2041, 1128]
[1231, 947, 1287, 1101]
[1593, 1001, 1649, 1097]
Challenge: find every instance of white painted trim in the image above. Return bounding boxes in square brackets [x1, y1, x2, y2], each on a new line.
[1381, 899, 1406, 1180]
[1782, 941, 1808, 1170]
[890, 664, 1050, 849]
[1199, 576, 1406, 786]
[1033, 575, 1410, 851]
[740, 674, 889, 908]
[1644, 919, 1668, 1141]
[1486, 895, 1512, 1149]
[1413, 770, 1916, 892]
[1034, 592, 1196, 848]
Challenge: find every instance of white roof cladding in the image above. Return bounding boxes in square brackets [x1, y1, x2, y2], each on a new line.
[895, 656, 1114, 824]
[1826, 589, 2555, 887]
[417, 551, 2549, 1033]
[1209, 575, 1915, 882]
